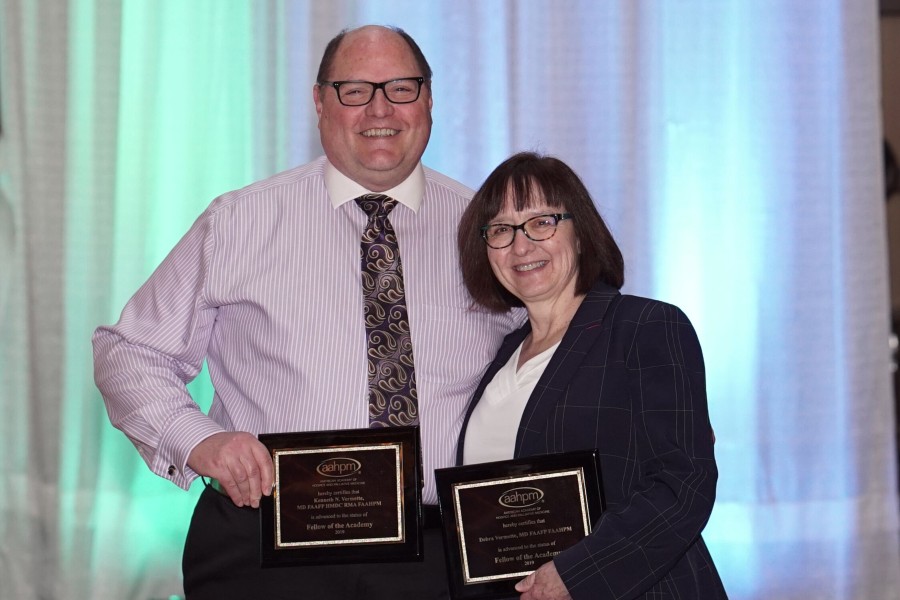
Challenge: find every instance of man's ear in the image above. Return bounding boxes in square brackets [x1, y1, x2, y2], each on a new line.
[313, 84, 325, 121]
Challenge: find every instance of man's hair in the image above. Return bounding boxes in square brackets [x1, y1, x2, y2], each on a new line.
[316, 26, 433, 85]
[458, 152, 625, 312]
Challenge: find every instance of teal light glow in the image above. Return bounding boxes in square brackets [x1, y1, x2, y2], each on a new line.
[63, 2, 262, 594]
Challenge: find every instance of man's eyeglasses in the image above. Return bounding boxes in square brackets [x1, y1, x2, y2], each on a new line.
[318, 77, 426, 107]
[481, 213, 573, 249]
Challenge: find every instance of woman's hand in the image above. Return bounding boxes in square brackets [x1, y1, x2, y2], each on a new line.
[515, 561, 573, 600]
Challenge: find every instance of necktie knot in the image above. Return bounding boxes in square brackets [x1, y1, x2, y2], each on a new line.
[355, 194, 397, 220]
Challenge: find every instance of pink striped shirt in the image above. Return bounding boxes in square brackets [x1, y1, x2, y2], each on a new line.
[93, 156, 524, 503]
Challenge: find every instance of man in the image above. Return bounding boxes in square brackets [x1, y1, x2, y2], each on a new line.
[93, 25, 521, 599]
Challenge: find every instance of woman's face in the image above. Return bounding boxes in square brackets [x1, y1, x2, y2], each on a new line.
[485, 194, 580, 308]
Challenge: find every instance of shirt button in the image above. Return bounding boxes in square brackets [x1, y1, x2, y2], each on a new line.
[167, 465, 177, 476]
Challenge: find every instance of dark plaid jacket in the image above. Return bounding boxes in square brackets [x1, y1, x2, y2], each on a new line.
[458, 280, 728, 600]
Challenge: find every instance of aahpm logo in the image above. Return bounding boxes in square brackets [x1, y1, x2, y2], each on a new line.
[316, 457, 362, 478]
[498, 487, 544, 508]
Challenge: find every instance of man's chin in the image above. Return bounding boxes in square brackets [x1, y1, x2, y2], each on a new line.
[361, 158, 415, 179]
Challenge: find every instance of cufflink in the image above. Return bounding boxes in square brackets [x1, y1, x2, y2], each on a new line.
[167, 465, 177, 476]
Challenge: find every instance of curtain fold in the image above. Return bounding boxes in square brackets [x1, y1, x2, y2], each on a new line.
[1, 1, 897, 598]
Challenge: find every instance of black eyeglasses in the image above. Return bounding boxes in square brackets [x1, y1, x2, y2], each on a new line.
[481, 213, 573, 249]
[318, 77, 427, 107]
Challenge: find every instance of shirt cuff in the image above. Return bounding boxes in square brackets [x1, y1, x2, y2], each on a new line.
[152, 410, 226, 490]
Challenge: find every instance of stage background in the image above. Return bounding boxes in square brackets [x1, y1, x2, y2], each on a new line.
[2, 1, 899, 599]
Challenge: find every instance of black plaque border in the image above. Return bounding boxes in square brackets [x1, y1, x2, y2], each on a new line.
[259, 426, 423, 567]
[434, 451, 604, 600]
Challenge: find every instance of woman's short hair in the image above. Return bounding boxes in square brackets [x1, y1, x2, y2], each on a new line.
[458, 151, 624, 312]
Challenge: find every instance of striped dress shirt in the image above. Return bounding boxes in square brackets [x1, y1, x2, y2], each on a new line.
[93, 156, 524, 504]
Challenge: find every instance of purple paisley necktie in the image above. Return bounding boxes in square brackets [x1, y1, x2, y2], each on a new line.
[355, 194, 418, 427]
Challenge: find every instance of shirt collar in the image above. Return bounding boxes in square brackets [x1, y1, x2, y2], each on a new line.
[324, 160, 424, 213]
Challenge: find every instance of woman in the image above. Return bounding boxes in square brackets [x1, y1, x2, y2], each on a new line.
[457, 152, 727, 600]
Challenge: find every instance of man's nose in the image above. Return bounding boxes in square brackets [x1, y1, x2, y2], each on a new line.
[366, 89, 394, 115]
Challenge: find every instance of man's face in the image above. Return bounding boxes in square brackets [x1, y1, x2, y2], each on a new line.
[314, 28, 433, 192]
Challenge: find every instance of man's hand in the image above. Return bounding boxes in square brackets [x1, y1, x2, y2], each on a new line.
[515, 561, 573, 600]
[187, 431, 274, 508]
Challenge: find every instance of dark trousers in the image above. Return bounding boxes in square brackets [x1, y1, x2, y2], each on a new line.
[183, 486, 450, 600]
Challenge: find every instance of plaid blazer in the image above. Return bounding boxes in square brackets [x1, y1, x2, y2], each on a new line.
[458, 280, 728, 600]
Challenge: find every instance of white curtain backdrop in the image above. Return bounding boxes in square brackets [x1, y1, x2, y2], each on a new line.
[1, 1, 898, 599]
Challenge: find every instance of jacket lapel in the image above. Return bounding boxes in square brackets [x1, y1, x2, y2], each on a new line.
[514, 281, 620, 456]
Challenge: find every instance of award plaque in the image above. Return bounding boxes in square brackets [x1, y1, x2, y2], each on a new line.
[434, 451, 604, 600]
[258, 426, 423, 567]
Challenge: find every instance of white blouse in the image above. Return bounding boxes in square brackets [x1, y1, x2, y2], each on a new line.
[462, 340, 560, 465]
